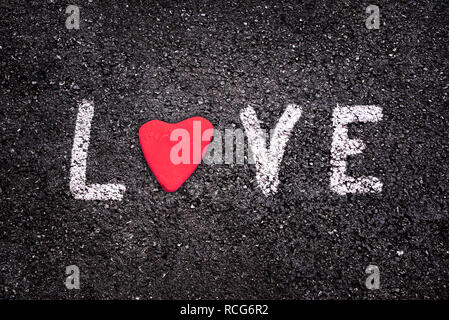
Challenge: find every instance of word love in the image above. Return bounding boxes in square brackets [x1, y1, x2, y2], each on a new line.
[69, 101, 383, 200]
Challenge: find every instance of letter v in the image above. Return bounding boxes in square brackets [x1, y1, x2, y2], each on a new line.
[240, 104, 302, 196]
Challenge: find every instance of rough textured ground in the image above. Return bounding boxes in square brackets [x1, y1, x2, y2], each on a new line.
[0, 0, 448, 299]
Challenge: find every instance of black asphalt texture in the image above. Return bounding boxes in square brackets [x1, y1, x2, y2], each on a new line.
[1, 0, 448, 299]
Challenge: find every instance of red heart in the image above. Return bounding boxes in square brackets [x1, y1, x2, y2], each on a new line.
[139, 117, 214, 192]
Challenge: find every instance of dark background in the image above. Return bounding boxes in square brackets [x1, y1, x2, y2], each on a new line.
[0, 0, 448, 299]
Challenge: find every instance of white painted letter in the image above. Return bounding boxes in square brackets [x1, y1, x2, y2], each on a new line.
[69, 100, 126, 200]
[331, 105, 383, 195]
[240, 104, 302, 196]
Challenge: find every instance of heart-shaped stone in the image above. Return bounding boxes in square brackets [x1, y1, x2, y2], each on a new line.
[139, 117, 214, 192]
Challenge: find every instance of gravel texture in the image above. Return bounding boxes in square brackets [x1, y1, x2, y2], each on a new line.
[0, 0, 448, 299]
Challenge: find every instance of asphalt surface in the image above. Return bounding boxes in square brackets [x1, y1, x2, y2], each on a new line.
[1, 0, 448, 299]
